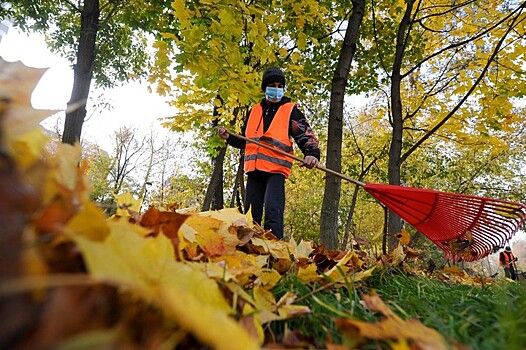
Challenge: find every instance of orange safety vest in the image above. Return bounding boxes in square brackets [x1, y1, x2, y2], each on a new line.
[244, 102, 295, 178]
[500, 251, 516, 267]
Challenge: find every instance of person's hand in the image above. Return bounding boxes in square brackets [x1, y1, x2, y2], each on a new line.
[217, 126, 229, 140]
[300, 155, 319, 169]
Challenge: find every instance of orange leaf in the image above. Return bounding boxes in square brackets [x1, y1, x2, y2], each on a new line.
[395, 229, 411, 245]
[140, 206, 190, 238]
[33, 186, 77, 236]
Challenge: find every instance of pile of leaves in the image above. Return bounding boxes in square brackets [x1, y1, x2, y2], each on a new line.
[1, 59, 507, 350]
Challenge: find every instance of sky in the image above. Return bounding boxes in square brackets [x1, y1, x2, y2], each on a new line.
[0, 27, 176, 152]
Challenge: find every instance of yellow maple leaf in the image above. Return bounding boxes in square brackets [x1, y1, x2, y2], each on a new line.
[289, 237, 314, 259]
[54, 142, 84, 192]
[114, 191, 142, 216]
[65, 200, 110, 241]
[183, 214, 231, 257]
[278, 304, 311, 319]
[251, 237, 291, 260]
[241, 304, 265, 345]
[180, 208, 252, 257]
[209, 252, 263, 285]
[297, 263, 319, 282]
[256, 269, 281, 289]
[252, 287, 310, 325]
[197, 207, 253, 228]
[68, 218, 258, 350]
[0, 59, 58, 148]
[324, 250, 354, 282]
[11, 127, 50, 170]
[442, 265, 469, 277]
[159, 283, 258, 350]
[225, 281, 257, 311]
[253, 286, 281, 324]
[352, 266, 376, 282]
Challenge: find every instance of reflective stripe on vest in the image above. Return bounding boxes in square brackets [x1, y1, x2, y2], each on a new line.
[244, 102, 295, 178]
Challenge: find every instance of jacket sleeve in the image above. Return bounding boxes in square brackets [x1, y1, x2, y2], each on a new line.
[226, 111, 249, 149]
[226, 132, 246, 149]
[289, 105, 320, 159]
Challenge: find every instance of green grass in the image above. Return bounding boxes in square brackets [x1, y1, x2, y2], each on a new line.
[270, 267, 526, 349]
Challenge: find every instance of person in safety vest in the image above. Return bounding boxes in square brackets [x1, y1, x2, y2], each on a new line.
[499, 246, 518, 280]
[218, 66, 320, 239]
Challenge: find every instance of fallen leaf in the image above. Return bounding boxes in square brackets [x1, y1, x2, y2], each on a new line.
[256, 270, 282, 289]
[65, 200, 110, 241]
[69, 218, 259, 350]
[140, 206, 190, 238]
[391, 244, 406, 265]
[289, 237, 314, 259]
[395, 229, 411, 246]
[0, 58, 58, 149]
[252, 287, 310, 325]
[113, 191, 142, 217]
[336, 293, 448, 350]
[297, 263, 319, 282]
[209, 252, 264, 285]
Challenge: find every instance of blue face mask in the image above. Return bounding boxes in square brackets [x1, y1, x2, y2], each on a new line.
[265, 87, 284, 102]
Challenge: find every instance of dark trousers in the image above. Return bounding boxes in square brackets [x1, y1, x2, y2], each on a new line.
[245, 170, 285, 239]
[504, 266, 517, 280]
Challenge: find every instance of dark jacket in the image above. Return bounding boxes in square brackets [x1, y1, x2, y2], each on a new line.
[227, 97, 320, 159]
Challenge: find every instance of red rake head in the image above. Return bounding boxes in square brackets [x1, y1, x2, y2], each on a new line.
[364, 183, 526, 262]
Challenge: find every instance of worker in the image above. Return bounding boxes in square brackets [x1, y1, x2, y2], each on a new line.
[218, 66, 320, 239]
[499, 246, 518, 280]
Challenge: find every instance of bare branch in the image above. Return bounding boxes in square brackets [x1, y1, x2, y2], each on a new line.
[61, 0, 81, 13]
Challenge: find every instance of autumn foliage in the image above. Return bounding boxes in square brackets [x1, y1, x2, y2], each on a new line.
[0, 59, 488, 350]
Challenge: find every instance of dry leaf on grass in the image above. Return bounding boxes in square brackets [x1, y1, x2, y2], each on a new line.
[336, 293, 449, 350]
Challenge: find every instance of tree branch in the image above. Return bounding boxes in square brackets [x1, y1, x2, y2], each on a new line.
[401, 8, 524, 163]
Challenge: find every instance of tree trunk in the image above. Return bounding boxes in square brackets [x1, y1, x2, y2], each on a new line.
[202, 148, 225, 211]
[62, 0, 99, 145]
[320, 0, 365, 250]
[138, 136, 155, 211]
[387, 0, 414, 252]
[211, 147, 226, 210]
[202, 100, 226, 211]
[202, 145, 226, 211]
[230, 152, 245, 212]
[342, 184, 360, 250]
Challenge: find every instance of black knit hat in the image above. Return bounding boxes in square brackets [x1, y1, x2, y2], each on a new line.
[261, 66, 286, 91]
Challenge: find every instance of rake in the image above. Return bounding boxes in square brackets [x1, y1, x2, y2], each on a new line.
[225, 129, 526, 262]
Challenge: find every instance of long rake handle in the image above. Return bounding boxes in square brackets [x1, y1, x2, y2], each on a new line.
[225, 129, 366, 187]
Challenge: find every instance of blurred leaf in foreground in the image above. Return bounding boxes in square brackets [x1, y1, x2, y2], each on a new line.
[336, 293, 449, 350]
[68, 217, 259, 350]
